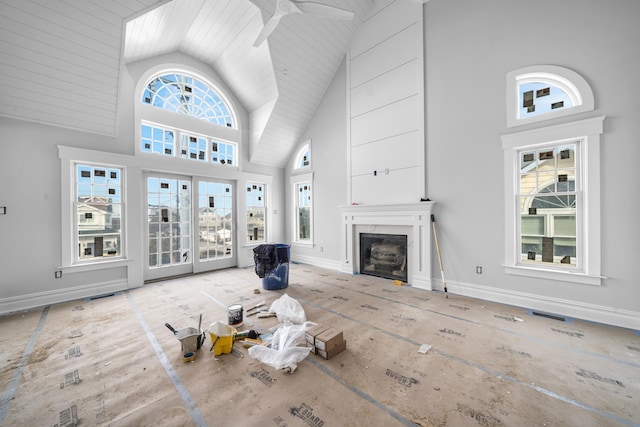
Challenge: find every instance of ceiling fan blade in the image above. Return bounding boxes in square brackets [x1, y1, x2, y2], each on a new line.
[254, 12, 284, 47]
[293, 1, 355, 20]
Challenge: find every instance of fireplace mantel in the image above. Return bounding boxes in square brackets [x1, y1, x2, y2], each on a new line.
[338, 202, 436, 289]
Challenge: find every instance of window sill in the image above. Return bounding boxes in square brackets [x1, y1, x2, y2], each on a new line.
[503, 264, 604, 286]
[59, 258, 133, 274]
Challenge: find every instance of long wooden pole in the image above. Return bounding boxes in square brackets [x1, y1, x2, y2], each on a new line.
[431, 214, 448, 298]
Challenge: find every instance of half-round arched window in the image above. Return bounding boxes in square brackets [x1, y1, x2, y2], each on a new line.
[506, 65, 594, 128]
[136, 68, 240, 168]
[293, 140, 311, 170]
[142, 73, 235, 129]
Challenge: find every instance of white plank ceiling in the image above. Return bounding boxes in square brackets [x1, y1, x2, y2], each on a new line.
[0, 0, 168, 136]
[0, 0, 375, 167]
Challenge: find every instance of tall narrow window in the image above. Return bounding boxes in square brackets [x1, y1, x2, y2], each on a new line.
[246, 183, 266, 243]
[76, 164, 123, 261]
[295, 182, 312, 242]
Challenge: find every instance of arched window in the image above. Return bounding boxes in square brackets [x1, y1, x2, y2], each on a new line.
[294, 141, 311, 170]
[506, 65, 594, 128]
[142, 73, 235, 128]
[137, 70, 239, 168]
[503, 64, 602, 285]
[291, 140, 312, 246]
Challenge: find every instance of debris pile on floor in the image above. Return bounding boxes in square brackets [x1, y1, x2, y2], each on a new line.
[163, 294, 347, 373]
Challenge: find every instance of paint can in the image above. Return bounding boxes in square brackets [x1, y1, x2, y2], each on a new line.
[227, 304, 243, 327]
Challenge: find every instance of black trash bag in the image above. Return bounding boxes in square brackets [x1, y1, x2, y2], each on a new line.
[253, 244, 278, 278]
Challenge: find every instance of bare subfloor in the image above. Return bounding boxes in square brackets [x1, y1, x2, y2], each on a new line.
[1, 264, 638, 426]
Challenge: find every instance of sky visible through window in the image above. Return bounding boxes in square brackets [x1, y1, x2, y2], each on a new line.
[143, 73, 234, 128]
[518, 82, 573, 119]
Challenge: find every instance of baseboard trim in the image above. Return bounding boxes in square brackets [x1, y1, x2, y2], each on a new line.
[439, 279, 640, 331]
[0, 280, 128, 316]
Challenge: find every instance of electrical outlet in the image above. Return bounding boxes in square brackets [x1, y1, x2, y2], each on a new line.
[55, 270, 62, 279]
[476, 266, 482, 274]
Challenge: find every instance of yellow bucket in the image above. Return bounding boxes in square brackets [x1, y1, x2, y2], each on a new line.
[208, 322, 236, 356]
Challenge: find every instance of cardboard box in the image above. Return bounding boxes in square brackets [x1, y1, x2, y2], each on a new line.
[317, 339, 346, 360]
[305, 324, 330, 346]
[315, 328, 343, 352]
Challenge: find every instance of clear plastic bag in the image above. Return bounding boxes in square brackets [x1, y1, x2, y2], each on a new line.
[268, 293, 306, 325]
[247, 321, 315, 373]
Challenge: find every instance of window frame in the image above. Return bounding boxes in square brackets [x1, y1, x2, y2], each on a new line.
[140, 121, 238, 169]
[293, 140, 311, 171]
[75, 164, 124, 262]
[246, 182, 267, 244]
[501, 116, 605, 285]
[59, 146, 136, 273]
[135, 68, 241, 170]
[506, 65, 595, 128]
[142, 72, 236, 129]
[290, 172, 313, 247]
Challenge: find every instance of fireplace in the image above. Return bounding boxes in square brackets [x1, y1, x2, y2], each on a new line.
[360, 233, 407, 281]
[339, 202, 435, 289]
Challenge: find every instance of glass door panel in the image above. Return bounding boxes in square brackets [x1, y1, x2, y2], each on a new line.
[195, 179, 235, 272]
[145, 174, 193, 281]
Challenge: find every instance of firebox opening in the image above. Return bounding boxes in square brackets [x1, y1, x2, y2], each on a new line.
[359, 233, 407, 282]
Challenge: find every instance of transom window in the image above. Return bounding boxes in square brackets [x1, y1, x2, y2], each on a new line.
[294, 141, 311, 170]
[142, 73, 235, 128]
[518, 82, 573, 119]
[141, 122, 236, 167]
[506, 65, 594, 128]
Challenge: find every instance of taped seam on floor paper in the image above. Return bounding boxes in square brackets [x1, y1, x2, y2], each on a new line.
[0, 305, 50, 424]
[295, 295, 637, 427]
[126, 291, 207, 427]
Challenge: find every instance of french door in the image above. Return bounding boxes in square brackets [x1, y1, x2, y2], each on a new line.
[194, 178, 236, 273]
[144, 173, 235, 281]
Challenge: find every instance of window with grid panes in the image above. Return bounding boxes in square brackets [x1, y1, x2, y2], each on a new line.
[76, 164, 123, 261]
[502, 116, 604, 285]
[139, 72, 237, 167]
[296, 182, 312, 242]
[518, 143, 577, 266]
[246, 183, 266, 243]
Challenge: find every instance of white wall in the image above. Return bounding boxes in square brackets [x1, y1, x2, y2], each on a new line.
[348, 0, 425, 204]
[0, 53, 284, 314]
[290, 0, 640, 329]
[285, 59, 349, 270]
[424, 0, 640, 328]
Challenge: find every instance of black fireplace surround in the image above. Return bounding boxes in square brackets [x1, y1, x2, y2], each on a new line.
[359, 233, 407, 282]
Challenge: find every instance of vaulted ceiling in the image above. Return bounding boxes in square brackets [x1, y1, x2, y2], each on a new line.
[0, 0, 375, 168]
